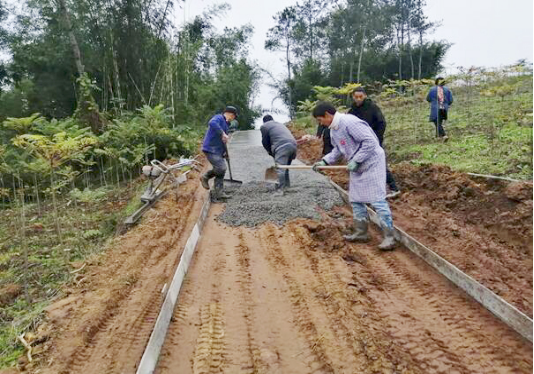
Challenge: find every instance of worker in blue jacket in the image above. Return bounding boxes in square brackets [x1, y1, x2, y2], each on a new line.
[200, 106, 238, 201]
[427, 77, 453, 141]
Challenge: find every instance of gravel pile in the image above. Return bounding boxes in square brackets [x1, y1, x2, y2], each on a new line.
[217, 133, 345, 227]
[217, 180, 343, 227]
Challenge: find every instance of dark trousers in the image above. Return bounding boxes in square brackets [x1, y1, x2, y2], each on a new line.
[204, 152, 227, 191]
[322, 133, 334, 156]
[433, 109, 448, 137]
[274, 144, 297, 189]
[386, 167, 398, 191]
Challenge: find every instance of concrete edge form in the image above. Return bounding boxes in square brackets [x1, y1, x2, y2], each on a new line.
[329, 179, 533, 343]
[467, 172, 522, 183]
[136, 192, 211, 374]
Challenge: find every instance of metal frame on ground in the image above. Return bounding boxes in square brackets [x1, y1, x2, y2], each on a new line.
[136, 192, 211, 374]
[134, 158, 531, 374]
[329, 180, 533, 343]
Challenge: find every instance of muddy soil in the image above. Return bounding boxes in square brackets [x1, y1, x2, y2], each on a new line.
[294, 130, 533, 317]
[157, 206, 532, 374]
[20, 130, 532, 373]
[25, 166, 208, 373]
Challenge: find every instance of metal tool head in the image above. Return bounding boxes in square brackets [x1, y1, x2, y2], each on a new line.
[223, 178, 243, 186]
[264, 166, 279, 183]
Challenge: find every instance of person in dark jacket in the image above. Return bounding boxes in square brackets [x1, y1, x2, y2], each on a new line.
[200, 106, 238, 201]
[349, 87, 399, 197]
[261, 115, 297, 194]
[316, 124, 333, 155]
[427, 77, 453, 141]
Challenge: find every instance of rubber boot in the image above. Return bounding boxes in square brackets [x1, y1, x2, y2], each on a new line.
[273, 189, 284, 197]
[211, 188, 231, 202]
[200, 174, 210, 190]
[343, 220, 370, 242]
[378, 227, 396, 251]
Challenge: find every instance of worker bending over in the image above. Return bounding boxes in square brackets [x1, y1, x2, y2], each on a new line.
[200, 106, 238, 201]
[260, 115, 297, 195]
[312, 102, 396, 251]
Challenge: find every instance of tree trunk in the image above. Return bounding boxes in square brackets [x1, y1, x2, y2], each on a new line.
[18, 181, 32, 304]
[170, 58, 175, 127]
[356, 26, 367, 83]
[33, 174, 41, 216]
[418, 31, 423, 79]
[50, 170, 62, 245]
[349, 58, 354, 83]
[397, 25, 403, 80]
[111, 35, 123, 113]
[308, 15, 313, 60]
[57, 0, 84, 77]
[408, 13, 415, 79]
[156, 0, 172, 38]
[286, 39, 294, 119]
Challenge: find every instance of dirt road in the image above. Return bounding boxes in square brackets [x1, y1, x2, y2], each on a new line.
[156, 131, 532, 374]
[29, 131, 532, 373]
[156, 207, 531, 373]
[31, 167, 208, 374]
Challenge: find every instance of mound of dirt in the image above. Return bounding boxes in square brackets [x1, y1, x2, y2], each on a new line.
[505, 181, 533, 201]
[0, 283, 22, 307]
[393, 163, 533, 248]
[293, 128, 533, 316]
[290, 126, 324, 164]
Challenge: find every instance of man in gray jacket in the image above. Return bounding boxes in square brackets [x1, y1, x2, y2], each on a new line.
[260, 115, 297, 194]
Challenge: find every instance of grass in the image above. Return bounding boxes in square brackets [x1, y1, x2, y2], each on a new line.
[0, 178, 146, 368]
[292, 74, 533, 180]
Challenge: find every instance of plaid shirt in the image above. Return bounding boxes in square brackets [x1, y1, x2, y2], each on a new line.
[323, 112, 386, 203]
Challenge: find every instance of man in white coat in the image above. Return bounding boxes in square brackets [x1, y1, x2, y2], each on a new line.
[312, 102, 396, 251]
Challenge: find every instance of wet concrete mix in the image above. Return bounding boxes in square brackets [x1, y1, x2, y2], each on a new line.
[217, 145, 345, 227]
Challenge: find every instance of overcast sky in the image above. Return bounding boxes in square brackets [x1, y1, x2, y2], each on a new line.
[180, 0, 533, 126]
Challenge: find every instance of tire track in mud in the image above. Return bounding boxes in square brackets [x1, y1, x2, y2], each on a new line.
[158, 209, 316, 374]
[339, 231, 533, 373]
[258, 225, 340, 373]
[192, 303, 225, 374]
[82, 192, 197, 374]
[286, 223, 423, 373]
[56, 258, 148, 374]
[350, 245, 475, 374]
[103, 284, 164, 374]
[233, 231, 269, 373]
[378, 248, 532, 373]
[102, 194, 198, 374]
[156, 218, 228, 374]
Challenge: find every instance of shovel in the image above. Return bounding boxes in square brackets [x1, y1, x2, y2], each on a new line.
[264, 164, 347, 182]
[223, 143, 243, 186]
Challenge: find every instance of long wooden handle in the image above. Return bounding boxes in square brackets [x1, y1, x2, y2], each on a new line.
[275, 165, 347, 170]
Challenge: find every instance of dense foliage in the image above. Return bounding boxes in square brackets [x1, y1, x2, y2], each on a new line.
[0, 1, 260, 127]
[265, 0, 449, 116]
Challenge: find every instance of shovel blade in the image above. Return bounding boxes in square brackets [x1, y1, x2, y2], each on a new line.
[224, 178, 243, 186]
[264, 166, 279, 182]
